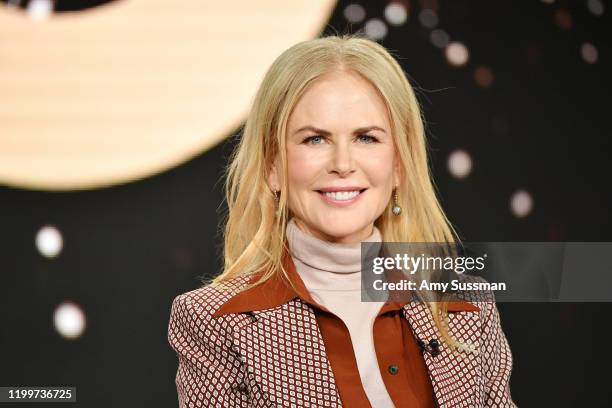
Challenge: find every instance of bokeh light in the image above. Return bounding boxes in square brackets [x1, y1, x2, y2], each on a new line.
[447, 149, 473, 179]
[344, 3, 366, 23]
[35, 225, 63, 258]
[54, 301, 86, 340]
[364, 18, 388, 40]
[474, 66, 494, 88]
[510, 190, 534, 218]
[384, 2, 408, 26]
[430, 29, 449, 48]
[580, 42, 598, 64]
[419, 9, 438, 28]
[587, 0, 604, 17]
[445, 41, 469, 67]
[1, 0, 336, 191]
[554, 8, 573, 30]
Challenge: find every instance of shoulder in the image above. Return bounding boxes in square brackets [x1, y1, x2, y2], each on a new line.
[168, 276, 251, 347]
[171, 276, 250, 324]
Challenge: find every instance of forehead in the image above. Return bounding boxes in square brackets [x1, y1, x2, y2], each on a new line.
[287, 70, 390, 129]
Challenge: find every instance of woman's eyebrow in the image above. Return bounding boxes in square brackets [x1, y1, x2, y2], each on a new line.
[293, 125, 387, 135]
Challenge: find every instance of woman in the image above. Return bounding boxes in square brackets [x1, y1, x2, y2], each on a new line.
[168, 34, 516, 407]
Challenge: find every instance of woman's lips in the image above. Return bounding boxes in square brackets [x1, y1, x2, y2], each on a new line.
[316, 188, 366, 207]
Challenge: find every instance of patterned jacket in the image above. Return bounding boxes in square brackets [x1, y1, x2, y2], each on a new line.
[168, 253, 516, 407]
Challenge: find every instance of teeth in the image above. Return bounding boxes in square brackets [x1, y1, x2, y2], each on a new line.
[324, 190, 360, 201]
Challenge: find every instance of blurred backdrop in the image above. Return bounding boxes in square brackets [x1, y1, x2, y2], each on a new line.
[1, 0, 610, 406]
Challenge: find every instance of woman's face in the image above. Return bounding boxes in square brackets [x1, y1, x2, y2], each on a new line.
[269, 69, 401, 244]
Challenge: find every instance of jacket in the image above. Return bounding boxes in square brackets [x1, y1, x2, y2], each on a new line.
[168, 251, 516, 407]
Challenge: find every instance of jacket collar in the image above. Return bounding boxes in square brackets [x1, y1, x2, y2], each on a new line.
[213, 248, 479, 317]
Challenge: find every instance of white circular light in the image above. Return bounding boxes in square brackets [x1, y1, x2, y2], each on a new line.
[384, 2, 408, 26]
[364, 18, 388, 40]
[445, 42, 469, 66]
[580, 42, 598, 64]
[419, 9, 438, 28]
[430, 29, 449, 48]
[27, 0, 52, 20]
[36, 225, 63, 258]
[54, 301, 86, 340]
[447, 149, 472, 179]
[587, 0, 604, 16]
[344, 3, 366, 23]
[510, 190, 533, 218]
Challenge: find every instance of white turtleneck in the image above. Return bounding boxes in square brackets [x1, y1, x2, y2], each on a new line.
[285, 217, 395, 408]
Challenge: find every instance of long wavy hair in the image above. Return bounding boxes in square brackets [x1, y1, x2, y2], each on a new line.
[210, 33, 465, 350]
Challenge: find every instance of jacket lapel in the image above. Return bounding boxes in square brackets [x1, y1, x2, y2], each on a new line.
[231, 299, 343, 408]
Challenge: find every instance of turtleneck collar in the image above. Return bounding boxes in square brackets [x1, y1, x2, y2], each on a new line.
[286, 217, 382, 274]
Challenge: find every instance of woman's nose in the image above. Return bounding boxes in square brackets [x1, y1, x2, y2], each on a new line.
[330, 140, 355, 176]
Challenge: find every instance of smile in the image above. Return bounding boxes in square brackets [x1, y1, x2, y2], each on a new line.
[316, 189, 367, 206]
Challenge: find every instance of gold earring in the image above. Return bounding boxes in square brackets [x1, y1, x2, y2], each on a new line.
[392, 188, 401, 216]
[273, 189, 279, 202]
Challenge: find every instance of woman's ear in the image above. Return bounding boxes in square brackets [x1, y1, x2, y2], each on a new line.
[268, 159, 280, 192]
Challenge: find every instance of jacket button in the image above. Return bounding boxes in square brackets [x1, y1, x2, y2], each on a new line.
[234, 384, 248, 394]
[388, 364, 399, 375]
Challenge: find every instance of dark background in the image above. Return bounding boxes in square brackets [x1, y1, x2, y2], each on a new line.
[1, 0, 610, 406]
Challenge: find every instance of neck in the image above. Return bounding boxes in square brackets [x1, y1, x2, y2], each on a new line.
[292, 218, 375, 244]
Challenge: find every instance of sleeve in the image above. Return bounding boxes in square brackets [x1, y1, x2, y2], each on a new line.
[480, 297, 518, 407]
[167, 293, 251, 408]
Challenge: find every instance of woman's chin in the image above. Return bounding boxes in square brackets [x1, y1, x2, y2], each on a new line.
[312, 221, 372, 243]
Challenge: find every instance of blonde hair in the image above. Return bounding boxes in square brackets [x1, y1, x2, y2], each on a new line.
[210, 33, 465, 350]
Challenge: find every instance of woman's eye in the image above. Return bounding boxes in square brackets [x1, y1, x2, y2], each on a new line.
[303, 135, 325, 145]
[303, 134, 379, 144]
[358, 134, 379, 143]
